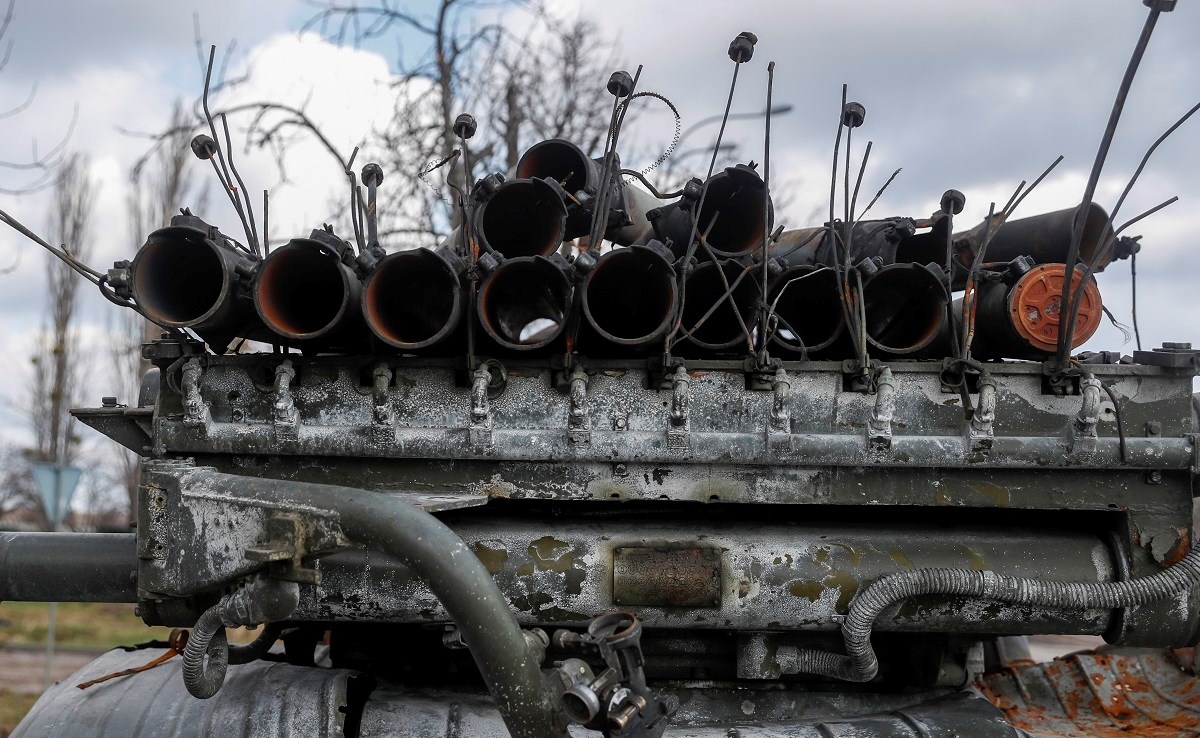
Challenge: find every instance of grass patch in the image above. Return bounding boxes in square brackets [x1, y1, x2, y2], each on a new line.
[0, 688, 40, 736]
[0, 602, 260, 651]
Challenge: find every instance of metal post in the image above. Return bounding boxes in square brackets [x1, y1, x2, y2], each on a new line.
[42, 463, 61, 691]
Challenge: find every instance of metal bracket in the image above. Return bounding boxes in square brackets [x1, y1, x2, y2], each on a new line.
[667, 366, 690, 450]
[867, 367, 895, 451]
[272, 360, 299, 442]
[244, 513, 322, 585]
[969, 377, 996, 453]
[1069, 375, 1101, 454]
[371, 362, 394, 444]
[567, 370, 591, 445]
[767, 367, 791, 452]
[180, 358, 210, 433]
[469, 365, 494, 447]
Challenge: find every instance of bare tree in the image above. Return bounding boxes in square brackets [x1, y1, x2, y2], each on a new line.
[21, 153, 95, 529]
[106, 102, 211, 518]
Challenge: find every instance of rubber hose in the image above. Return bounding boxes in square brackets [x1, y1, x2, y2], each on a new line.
[229, 622, 284, 665]
[181, 607, 229, 699]
[792, 546, 1200, 682]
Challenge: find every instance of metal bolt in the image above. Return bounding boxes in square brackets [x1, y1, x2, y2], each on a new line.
[231, 408, 245, 422]
[613, 415, 628, 431]
[614, 463, 628, 477]
[1146, 421, 1161, 436]
[1147, 470, 1163, 484]
[101, 396, 118, 408]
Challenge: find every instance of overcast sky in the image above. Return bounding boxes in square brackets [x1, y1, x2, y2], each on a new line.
[0, 0, 1198, 449]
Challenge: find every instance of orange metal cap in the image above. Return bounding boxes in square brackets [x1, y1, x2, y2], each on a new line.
[1009, 264, 1103, 352]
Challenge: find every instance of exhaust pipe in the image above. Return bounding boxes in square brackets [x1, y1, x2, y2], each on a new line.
[581, 242, 677, 352]
[477, 254, 573, 352]
[862, 262, 949, 357]
[649, 165, 772, 259]
[131, 213, 263, 352]
[679, 259, 759, 352]
[766, 265, 846, 358]
[363, 248, 465, 352]
[474, 177, 568, 258]
[254, 228, 365, 349]
[963, 261, 1103, 360]
[952, 203, 1125, 272]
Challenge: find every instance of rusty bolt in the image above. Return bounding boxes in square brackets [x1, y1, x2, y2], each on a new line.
[841, 102, 866, 129]
[453, 113, 477, 140]
[607, 70, 634, 98]
[727, 31, 757, 63]
[190, 134, 218, 160]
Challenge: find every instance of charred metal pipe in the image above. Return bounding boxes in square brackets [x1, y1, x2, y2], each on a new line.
[0, 532, 136, 603]
[477, 254, 573, 352]
[766, 265, 846, 358]
[862, 262, 949, 357]
[254, 228, 364, 348]
[679, 259, 759, 352]
[952, 203, 1127, 272]
[363, 247, 465, 352]
[581, 242, 677, 351]
[171, 466, 568, 738]
[131, 213, 262, 352]
[517, 139, 602, 201]
[770, 219, 918, 269]
[474, 177, 568, 258]
[649, 165, 772, 259]
[961, 261, 1104, 360]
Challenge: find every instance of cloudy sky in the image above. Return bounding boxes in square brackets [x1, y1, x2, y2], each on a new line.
[0, 0, 1198, 452]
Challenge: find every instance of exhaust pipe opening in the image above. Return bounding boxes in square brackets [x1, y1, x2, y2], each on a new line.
[768, 266, 845, 356]
[695, 168, 772, 258]
[476, 178, 568, 259]
[863, 264, 948, 356]
[256, 241, 355, 340]
[681, 260, 758, 351]
[133, 230, 231, 327]
[516, 139, 596, 196]
[364, 249, 463, 350]
[478, 256, 572, 351]
[582, 246, 677, 348]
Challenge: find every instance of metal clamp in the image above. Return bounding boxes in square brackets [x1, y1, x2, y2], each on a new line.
[667, 366, 690, 450]
[769, 367, 791, 433]
[969, 374, 996, 453]
[470, 365, 493, 447]
[371, 362, 393, 443]
[1069, 374, 1102, 454]
[568, 370, 591, 445]
[181, 358, 210, 432]
[867, 367, 895, 451]
[272, 360, 299, 442]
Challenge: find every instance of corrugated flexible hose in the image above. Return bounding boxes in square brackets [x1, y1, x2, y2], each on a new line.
[792, 548, 1200, 682]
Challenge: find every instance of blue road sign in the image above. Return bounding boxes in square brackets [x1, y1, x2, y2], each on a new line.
[30, 462, 83, 529]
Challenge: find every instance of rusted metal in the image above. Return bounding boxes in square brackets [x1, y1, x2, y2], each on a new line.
[678, 260, 758, 352]
[476, 254, 573, 352]
[862, 262, 949, 357]
[766, 264, 846, 357]
[952, 203, 1130, 274]
[473, 177, 568, 258]
[612, 547, 722, 608]
[976, 647, 1200, 736]
[580, 242, 677, 352]
[362, 246, 464, 351]
[253, 229, 365, 348]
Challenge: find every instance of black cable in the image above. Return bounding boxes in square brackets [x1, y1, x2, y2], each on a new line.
[1100, 382, 1129, 464]
[1131, 252, 1142, 351]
